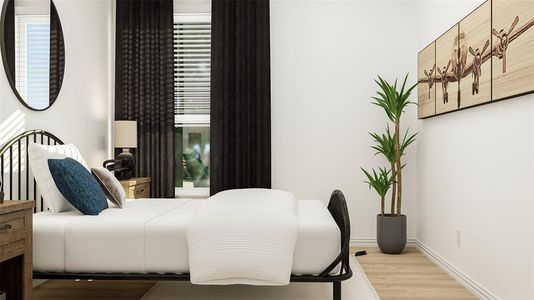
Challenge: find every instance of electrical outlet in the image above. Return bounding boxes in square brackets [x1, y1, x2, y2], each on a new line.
[456, 230, 462, 247]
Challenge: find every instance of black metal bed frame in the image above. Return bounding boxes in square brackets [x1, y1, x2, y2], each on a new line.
[0, 130, 352, 300]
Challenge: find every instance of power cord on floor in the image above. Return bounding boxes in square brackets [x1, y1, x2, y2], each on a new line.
[354, 250, 367, 256]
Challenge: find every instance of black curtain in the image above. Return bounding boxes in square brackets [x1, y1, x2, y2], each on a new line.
[115, 0, 175, 198]
[49, 1, 65, 103]
[210, 0, 271, 195]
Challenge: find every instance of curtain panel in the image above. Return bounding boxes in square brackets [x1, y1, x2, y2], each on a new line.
[210, 0, 272, 195]
[115, 0, 175, 198]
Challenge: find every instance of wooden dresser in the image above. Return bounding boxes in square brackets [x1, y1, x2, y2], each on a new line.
[0, 201, 34, 300]
[120, 177, 151, 199]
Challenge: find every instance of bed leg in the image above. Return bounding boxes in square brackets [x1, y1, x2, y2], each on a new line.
[333, 282, 341, 300]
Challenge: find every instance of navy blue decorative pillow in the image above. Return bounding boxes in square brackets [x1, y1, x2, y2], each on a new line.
[48, 158, 108, 215]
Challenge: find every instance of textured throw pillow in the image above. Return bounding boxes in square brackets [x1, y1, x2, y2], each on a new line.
[48, 158, 108, 215]
[28, 143, 89, 212]
[91, 167, 125, 208]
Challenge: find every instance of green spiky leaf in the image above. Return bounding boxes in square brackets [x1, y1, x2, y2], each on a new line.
[361, 167, 396, 199]
[371, 74, 418, 123]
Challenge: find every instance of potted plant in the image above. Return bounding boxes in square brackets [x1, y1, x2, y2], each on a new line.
[361, 75, 417, 254]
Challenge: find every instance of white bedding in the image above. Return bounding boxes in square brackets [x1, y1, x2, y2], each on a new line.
[33, 198, 340, 276]
[187, 189, 298, 285]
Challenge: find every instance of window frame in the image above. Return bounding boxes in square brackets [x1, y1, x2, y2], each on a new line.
[174, 13, 211, 199]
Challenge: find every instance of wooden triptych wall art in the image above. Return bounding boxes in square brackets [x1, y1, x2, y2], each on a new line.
[418, 0, 534, 119]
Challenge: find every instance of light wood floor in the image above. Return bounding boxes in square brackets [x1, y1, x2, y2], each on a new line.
[33, 247, 475, 300]
[33, 281, 155, 300]
[354, 247, 476, 300]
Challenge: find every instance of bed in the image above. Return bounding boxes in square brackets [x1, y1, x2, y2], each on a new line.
[0, 130, 352, 300]
[33, 199, 341, 275]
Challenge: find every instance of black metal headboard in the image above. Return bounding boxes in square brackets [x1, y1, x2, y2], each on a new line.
[0, 130, 64, 212]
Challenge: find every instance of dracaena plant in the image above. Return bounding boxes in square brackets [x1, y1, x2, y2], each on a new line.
[361, 167, 396, 216]
[370, 127, 396, 213]
[363, 74, 417, 215]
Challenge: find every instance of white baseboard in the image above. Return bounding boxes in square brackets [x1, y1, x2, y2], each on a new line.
[349, 238, 497, 300]
[349, 238, 378, 247]
[349, 238, 416, 248]
[414, 240, 497, 300]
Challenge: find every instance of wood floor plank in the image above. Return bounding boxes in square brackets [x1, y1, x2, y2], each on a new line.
[33, 280, 156, 300]
[354, 247, 477, 300]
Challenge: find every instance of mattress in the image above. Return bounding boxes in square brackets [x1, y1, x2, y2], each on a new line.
[33, 199, 340, 275]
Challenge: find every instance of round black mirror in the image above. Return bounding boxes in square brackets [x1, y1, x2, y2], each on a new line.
[1, 0, 65, 111]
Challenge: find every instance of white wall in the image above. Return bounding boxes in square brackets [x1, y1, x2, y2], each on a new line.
[174, 0, 210, 14]
[415, 1, 534, 298]
[0, 0, 113, 167]
[271, 0, 420, 241]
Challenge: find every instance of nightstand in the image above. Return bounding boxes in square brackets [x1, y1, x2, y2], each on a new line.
[120, 177, 151, 199]
[0, 200, 34, 300]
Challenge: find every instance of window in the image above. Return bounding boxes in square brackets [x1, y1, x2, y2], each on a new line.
[174, 14, 211, 196]
[15, 15, 50, 110]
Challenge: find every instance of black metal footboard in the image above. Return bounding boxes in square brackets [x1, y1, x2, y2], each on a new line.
[1, 130, 352, 300]
[290, 190, 353, 300]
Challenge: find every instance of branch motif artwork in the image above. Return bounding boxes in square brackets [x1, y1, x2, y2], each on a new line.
[469, 40, 489, 95]
[417, 0, 534, 119]
[417, 43, 436, 117]
[438, 61, 452, 104]
[493, 17, 519, 73]
[424, 65, 436, 98]
[435, 25, 460, 114]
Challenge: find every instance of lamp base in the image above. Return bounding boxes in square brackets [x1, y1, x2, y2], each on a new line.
[115, 150, 135, 180]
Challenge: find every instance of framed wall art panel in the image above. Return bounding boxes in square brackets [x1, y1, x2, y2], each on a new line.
[492, 0, 534, 101]
[459, 1, 492, 109]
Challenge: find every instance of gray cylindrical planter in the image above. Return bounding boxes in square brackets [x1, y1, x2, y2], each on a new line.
[377, 214, 406, 254]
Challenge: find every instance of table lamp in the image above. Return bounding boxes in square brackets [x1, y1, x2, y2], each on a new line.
[109, 120, 137, 179]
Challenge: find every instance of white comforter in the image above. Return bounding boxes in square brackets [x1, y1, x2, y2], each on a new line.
[186, 189, 298, 285]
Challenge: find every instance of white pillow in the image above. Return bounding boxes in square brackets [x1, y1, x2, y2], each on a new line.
[91, 167, 125, 208]
[28, 143, 89, 212]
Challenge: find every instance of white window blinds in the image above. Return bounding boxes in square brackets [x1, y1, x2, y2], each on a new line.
[174, 15, 211, 126]
[15, 15, 50, 110]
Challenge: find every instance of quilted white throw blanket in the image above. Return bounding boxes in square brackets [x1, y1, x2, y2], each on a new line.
[186, 189, 298, 285]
